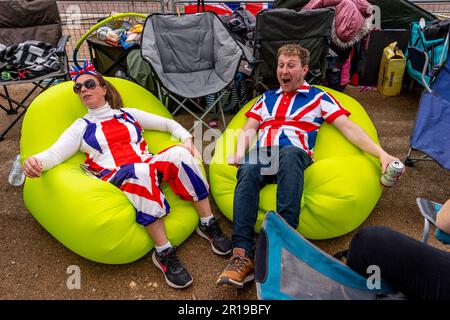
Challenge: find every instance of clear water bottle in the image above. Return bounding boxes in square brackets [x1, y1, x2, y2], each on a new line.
[114, 69, 128, 79]
[8, 154, 25, 186]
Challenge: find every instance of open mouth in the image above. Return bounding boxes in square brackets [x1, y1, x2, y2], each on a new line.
[282, 79, 291, 85]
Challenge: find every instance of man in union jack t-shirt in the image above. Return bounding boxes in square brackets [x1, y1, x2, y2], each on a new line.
[217, 43, 400, 289]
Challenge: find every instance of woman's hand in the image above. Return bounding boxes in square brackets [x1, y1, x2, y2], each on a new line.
[23, 157, 43, 178]
[183, 138, 202, 161]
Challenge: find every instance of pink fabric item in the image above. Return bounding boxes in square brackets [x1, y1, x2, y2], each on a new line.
[340, 54, 351, 86]
[303, 0, 372, 42]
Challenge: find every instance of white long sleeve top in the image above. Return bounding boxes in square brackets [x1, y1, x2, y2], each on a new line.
[34, 103, 192, 171]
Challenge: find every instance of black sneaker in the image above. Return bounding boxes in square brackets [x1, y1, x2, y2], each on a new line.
[196, 217, 232, 255]
[152, 247, 193, 289]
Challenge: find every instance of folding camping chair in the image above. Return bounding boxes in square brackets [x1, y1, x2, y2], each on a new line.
[255, 211, 398, 300]
[87, 37, 137, 78]
[406, 18, 449, 93]
[416, 198, 450, 245]
[140, 12, 243, 131]
[251, 8, 335, 94]
[405, 36, 450, 170]
[85, 14, 147, 79]
[0, 0, 69, 141]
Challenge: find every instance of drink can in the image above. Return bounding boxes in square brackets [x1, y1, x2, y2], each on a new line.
[381, 160, 405, 187]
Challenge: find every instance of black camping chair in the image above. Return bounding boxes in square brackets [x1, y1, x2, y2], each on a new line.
[0, 0, 69, 141]
[87, 37, 137, 78]
[251, 8, 335, 94]
[85, 14, 147, 79]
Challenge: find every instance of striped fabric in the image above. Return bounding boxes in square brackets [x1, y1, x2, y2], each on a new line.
[184, 2, 271, 16]
[80, 110, 209, 226]
[0, 40, 60, 72]
[69, 60, 97, 81]
[246, 82, 350, 158]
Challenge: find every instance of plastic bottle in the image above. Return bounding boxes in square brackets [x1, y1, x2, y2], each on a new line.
[8, 154, 25, 186]
[114, 69, 128, 79]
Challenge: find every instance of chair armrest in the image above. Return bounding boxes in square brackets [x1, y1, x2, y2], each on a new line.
[436, 228, 450, 245]
[56, 35, 70, 55]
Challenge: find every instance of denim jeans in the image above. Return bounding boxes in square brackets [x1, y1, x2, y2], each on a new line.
[232, 145, 313, 258]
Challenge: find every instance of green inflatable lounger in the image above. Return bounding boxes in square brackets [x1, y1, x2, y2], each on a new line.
[20, 78, 199, 264]
[210, 86, 383, 239]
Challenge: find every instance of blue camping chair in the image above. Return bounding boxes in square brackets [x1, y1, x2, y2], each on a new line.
[406, 18, 449, 93]
[254, 211, 398, 300]
[405, 40, 450, 170]
[417, 198, 450, 245]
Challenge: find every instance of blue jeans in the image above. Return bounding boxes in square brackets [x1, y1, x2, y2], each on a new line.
[232, 145, 313, 258]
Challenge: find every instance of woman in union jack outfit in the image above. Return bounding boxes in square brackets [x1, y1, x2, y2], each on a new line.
[23, 62, 231, 289]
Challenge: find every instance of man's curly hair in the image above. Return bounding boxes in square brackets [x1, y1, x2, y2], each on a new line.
[277, 43, 310, 67]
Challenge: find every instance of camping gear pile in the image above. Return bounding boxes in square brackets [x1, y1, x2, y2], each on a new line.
[79, 13, 147, 80]
[94, 19, 143, 49]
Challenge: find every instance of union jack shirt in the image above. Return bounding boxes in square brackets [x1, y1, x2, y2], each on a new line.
[245, 82, 350, 158]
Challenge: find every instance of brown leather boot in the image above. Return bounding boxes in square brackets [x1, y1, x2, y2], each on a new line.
[216, 248, 254, 288]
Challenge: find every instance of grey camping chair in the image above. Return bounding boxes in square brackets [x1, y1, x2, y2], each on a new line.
[140, 12, 243, 131]
[0, 0, 70, 141]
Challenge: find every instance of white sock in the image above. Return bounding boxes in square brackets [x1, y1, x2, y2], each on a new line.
[155, 242, 172, 254]
[200, 215, 214, 226]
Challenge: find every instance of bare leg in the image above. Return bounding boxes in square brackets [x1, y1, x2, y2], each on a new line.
[145, 219, 168, 247]
[193, 197, 213, 218]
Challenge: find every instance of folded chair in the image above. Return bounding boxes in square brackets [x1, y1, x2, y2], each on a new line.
[140, 12, 243, 131]
[0, 0, 69, 141]
[406, 18, 449, 93]
[406, 18, 450, 91]
[252, 8, 335, 94]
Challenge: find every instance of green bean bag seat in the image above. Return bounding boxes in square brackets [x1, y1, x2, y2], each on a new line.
[210, 86, 383, 239]
[20, 78, 199, 264]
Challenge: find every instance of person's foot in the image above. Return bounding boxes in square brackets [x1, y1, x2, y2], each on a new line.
[152, 247, 193, 289]
[196, 217, 232, 255]
[216, 254, 255, 288]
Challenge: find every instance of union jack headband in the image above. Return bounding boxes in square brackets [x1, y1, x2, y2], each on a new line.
[69, 60, 98, 81]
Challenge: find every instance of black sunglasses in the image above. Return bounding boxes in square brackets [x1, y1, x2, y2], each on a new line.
[73, 78, 98, 93]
